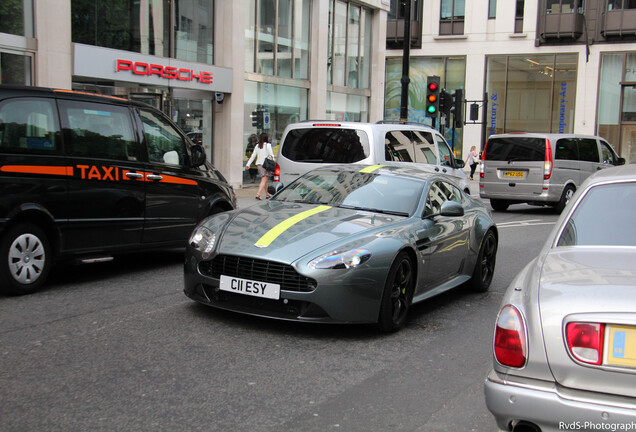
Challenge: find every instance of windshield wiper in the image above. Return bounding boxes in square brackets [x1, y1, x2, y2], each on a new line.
[338, 204, 408, 217]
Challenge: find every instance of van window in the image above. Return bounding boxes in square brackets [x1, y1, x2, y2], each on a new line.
[600, 141, 617, 164]
[435, 135, 454, 166]
[484, 137, 545, 162]
[412, 131, 437, 164]
[578, 139, 600, 163]
[139, 109, 188, 167]
[60, 100, 139, 161]
[385, 130, 414, 162]
[0, 98, 60, 153]
[281, 127, 370, 163]
[555, 139, 578, 160]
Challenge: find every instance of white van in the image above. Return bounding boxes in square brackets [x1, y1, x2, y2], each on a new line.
[274, 121, 471, 193]
[480, 133, 625, 212]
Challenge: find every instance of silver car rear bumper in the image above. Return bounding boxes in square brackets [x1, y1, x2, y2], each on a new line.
[484, 369, 636, 432]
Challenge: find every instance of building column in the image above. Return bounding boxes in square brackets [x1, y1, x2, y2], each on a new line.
[34, 0, 72, 89]
[213, 0, 246, 189]
[368, 7, 387, 122]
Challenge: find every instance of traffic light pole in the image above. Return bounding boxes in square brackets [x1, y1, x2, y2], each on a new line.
[399, 0, 411, 122]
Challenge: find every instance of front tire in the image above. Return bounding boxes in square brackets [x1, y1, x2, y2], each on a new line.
[553, 185, 575, 213]
[0, 223, 52, 295]
[468, 230, 497, 293]
[378, 252, 415, 332]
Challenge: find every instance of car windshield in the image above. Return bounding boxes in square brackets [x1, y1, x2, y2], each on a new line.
[557, 182, 636, 247]
[273, 169, 423, 217]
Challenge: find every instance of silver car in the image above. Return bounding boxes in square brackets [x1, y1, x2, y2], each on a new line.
[484, 164, 636, 432]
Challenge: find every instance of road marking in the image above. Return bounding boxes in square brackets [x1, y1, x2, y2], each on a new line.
[497, 219, 556, 228]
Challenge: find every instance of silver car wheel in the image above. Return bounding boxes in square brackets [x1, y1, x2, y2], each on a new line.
[8, 233, 46, 284]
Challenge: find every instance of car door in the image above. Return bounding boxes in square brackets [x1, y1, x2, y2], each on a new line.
[421, 180, 470, 288]
[57, 98, 146, 252]
[136, 107, 199, 244]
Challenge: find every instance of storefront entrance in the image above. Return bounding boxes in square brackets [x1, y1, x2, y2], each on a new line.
[622, 124, 636, 164]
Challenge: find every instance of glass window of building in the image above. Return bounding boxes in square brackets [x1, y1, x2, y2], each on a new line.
[515, 0, 525, 33]
[608, 0, 636, 10]
[0, 0, 34, 37]
[485, 54, 578, 136]
[384, 56, 466, 155]
[327, 0, 372, 89]
[326, 92, 368, 122]
[0, 52, 32, 85]
[489, 0, 497, 18]
[71, 1, 213, 64]
[440, 0, 465, 35]
[245, 0, 310, 79]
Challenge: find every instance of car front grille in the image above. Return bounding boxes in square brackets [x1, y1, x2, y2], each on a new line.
[199, 255, 317, 293]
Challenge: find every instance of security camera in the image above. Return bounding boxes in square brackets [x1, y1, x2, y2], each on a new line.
[214, 92, 225, 104]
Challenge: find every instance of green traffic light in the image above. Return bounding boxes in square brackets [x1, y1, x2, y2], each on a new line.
[427, 106, 436, 113]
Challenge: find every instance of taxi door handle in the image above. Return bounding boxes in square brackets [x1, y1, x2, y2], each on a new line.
[146, 174, 163, 181]
[125, 172, 144, 180]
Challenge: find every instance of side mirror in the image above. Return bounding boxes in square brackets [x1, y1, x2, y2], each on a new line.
[439, 201, 465, 217]
[454, 158, 465, 169]
[268, 183, 285, 197]
[190, 144, 207, 167]
[616, 157, 626, 166]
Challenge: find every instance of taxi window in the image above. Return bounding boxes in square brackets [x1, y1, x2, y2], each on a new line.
[0, 98, 60, 153]
[412, 130, 437, 164]
[385, 130, 414, 162]
[59, 100, 139, 161]
[139, 108, 188, 167]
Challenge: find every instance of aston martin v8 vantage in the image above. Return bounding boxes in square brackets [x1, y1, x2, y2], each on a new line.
[184, 164, 498, 331]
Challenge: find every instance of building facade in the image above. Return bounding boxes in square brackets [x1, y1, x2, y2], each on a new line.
[385, 0, 636, 164]
[0, 0, 390, 189]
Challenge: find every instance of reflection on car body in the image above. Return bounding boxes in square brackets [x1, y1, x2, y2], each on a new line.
[185, 164, 498, 332]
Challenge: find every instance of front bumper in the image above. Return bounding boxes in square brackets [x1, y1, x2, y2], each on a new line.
[484, 369, 636, 432]
[183, 252, 385, 324]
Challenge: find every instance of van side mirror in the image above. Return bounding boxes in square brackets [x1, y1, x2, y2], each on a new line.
[616, 157, 626, 166]
[190, 144, 207, 167]
[454, 158, 465, 169]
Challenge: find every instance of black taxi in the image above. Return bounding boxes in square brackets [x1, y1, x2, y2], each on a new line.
[0, 86, 236, 295]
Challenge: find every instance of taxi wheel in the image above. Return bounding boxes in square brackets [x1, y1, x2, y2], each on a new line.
[378, 252, 414, 332]
[469, 230, 497, 293]
[0, 223, 52, 296]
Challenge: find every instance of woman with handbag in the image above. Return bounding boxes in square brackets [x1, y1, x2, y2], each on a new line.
[245, 132, 275, 200]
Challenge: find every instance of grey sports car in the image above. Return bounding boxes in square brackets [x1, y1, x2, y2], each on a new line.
[184, 164, 498, 331]
[485, 164, 636, 431]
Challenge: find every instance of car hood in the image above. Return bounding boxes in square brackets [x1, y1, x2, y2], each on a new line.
[215, 201, 405, 263]
[538, 247, 636, 398]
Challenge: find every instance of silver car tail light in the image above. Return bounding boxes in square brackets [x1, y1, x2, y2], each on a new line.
[494, 305, 527, 368]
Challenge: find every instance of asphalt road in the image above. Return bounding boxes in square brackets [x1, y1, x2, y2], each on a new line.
[0, 195, 560, 432]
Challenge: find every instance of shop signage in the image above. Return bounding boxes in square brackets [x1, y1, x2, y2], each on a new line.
[73, 43, 232, 93]
[115, 59, 214, 84]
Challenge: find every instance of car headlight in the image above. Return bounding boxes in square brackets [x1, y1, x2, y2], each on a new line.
[309, 249, 371, 270]
[189, 226, 216, 259]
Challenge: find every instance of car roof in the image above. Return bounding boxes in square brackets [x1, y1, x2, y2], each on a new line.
[0, 84, 153, 109]
[284, 120, 438, 133]
[585, 164, 636, 186]
[488, 132, 603, 140]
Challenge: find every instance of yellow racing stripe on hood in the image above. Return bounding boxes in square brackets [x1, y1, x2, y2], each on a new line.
[255, 205, 332, 248]
[359, 165, 385, 173]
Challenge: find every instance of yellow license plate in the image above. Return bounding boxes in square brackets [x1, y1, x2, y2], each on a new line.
[606, 325, 636, 368]
[503, 171, 524, 178]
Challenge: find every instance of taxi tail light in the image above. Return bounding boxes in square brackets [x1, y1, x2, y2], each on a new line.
[544, 139, 553, 180]
[566, 322, 604, 365]
[494, 305, 527, 368]
[273, 163, 281, 182]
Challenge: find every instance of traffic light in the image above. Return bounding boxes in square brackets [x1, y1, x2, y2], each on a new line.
[425, 76, 440, 117]
[439, 90, 452, 119]
[453, 89, 463, 129]
[251, 110, 264, 128]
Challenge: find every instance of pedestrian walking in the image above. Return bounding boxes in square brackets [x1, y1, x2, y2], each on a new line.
[466, 145, 479, 180]
[245, 133, 275, 200]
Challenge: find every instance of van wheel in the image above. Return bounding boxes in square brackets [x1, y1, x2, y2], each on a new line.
[0, 223, 51, 295]
[490, 199, 509, 212]
[554, 185, 575, 213]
